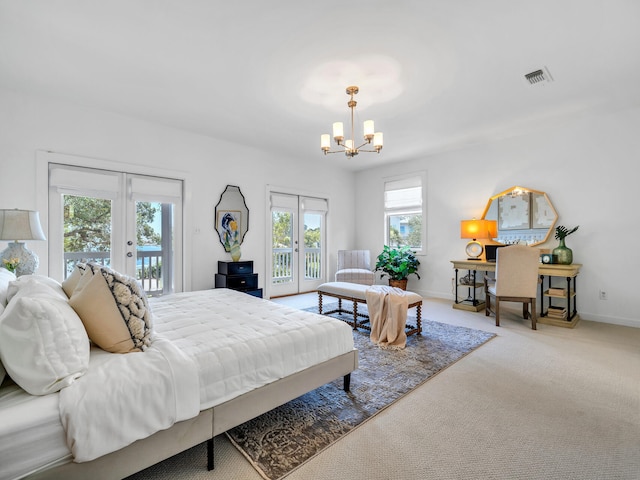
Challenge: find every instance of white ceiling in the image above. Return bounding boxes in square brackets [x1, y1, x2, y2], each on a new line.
[1, 0, 640, 171]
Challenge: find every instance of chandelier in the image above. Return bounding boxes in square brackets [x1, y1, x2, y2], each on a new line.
[320, 86, 383, 157]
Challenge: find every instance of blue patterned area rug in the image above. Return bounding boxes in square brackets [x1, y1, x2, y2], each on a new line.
[226, 305, 496, 480]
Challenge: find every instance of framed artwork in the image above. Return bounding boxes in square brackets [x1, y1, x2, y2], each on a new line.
[498, 193, 530, 230]
[216, 210, 241, 251]
[531, 192, 555, 229]
[214, 185, 250, 252]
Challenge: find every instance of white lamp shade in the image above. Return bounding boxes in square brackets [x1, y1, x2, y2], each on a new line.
[363, 120, 375, 139]
[373, 132, 383, 147]
[332, 122, 344, 140]
[0, 209, 46, 241]
[321, 134, 331, 150]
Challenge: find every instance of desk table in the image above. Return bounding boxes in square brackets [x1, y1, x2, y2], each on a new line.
[450, 259, 582, 328]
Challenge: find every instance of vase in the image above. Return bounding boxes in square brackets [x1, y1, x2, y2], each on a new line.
[230, 243, 241, 262]
[552, 238, 573, 265]
[389, 279, 408, 290]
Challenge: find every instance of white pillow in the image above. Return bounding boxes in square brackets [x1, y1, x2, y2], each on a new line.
[0, 294, 90, 395]
[0, 268, 17, 384]
[6, 275, 68, 304]
[0, 267, 16, 308]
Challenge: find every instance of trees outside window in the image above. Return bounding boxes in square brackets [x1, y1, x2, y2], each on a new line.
[48, 161, 184, 294]
[63, 196, 160, 255]
[384, 175, 424, 251]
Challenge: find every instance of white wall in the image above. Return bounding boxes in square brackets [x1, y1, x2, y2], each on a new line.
[355, 106, 639, 327]
[1, 87, 637, 327]
[0, 88, 356, 294]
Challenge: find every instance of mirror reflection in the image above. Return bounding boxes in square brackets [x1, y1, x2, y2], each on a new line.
[481, 186, 557, 246]
[215, 185, 249, 251]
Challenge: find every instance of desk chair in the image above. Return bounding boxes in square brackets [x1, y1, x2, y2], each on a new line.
[335, 250, 375, 285]
[484, 244, 540, 330]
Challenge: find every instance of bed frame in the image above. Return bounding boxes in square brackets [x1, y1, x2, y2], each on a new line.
[27, 349, 358, 479]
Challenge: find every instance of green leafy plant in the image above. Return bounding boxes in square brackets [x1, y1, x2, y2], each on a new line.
[375, 245, 421, 281]
[555, 225, 579, 240]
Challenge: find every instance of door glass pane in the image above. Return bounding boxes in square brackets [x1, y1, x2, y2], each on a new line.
[63, 194, 112, 276]
[49, 161, 183, 292]
[303, 212, 322, 280]
[135, 201, 171, 296]
[272, 210, 293, 285]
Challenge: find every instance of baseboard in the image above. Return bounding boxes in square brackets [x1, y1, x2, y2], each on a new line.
[578, 312, 639, 328]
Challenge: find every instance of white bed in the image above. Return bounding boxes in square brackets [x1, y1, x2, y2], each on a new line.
[0, 270, 357, 480]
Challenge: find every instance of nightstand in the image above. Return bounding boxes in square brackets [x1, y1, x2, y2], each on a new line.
[215, 261, 263, 298]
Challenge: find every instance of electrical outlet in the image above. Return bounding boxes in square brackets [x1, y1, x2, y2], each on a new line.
[599, 290, 607, 300]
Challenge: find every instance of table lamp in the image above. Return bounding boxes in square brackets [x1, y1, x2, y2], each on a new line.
[0, 209, 47, 276]
[460, 219, 497, 260]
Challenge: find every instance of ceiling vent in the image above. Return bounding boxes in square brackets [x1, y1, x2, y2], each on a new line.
[524, 67, 553, 85]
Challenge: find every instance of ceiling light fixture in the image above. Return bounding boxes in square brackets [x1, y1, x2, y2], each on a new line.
[320, 86, 383, 157]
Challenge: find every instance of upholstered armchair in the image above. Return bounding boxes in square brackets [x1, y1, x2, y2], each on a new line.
[484, 245, 541, 330]
[335, 250, 375, 285]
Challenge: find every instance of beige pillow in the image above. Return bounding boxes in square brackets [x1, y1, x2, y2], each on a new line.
[62, 262, 87, 298]
[69, 267, 152, 353]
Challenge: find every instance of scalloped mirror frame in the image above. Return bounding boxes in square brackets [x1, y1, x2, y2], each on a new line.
[481, 186, 558, 247]
[214, 185, 249, 251]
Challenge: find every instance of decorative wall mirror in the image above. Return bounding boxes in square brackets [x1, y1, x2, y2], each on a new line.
[481, 186, 557, 246]
[214, 185, 249, 251]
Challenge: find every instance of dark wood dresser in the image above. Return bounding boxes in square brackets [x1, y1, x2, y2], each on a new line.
[215, 261, 263, 298]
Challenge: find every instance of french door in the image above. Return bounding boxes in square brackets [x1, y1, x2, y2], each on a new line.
[48, 164, 183, 295]
[269, 192, 327, 297]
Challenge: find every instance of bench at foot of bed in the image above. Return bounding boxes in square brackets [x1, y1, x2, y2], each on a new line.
[317, 282, 423, 336]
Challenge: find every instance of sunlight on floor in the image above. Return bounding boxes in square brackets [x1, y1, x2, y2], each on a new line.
[270, 293, 318, 309]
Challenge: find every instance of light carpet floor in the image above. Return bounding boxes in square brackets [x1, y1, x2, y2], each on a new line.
[128, 296, 640, 480]
[225, 315, 495, 480]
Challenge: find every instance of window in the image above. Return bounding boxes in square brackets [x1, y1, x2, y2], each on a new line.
[384, 175, 424, 250]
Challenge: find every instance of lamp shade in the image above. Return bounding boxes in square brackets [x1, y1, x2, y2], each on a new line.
[460, 219, 497, 240]
[0, 209, 46, 241]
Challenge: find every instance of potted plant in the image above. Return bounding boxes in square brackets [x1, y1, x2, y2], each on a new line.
[375, 245, 420, 290]
[553, 225, 579, 265]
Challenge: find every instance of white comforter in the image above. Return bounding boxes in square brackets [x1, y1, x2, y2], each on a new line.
[57, 288, 353, 464]
[58, 335, 199, 463]
[150, 288, 355, 410]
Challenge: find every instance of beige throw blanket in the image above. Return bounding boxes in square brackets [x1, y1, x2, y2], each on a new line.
[365, 285, 409, 350]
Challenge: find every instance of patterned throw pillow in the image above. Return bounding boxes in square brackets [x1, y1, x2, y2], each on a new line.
[69, 265, 153, 353]
[100, 266, 153, 349]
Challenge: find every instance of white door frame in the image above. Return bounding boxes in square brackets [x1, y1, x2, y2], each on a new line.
[265, 185, 330, 299]
[36, 151, 190, 291]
